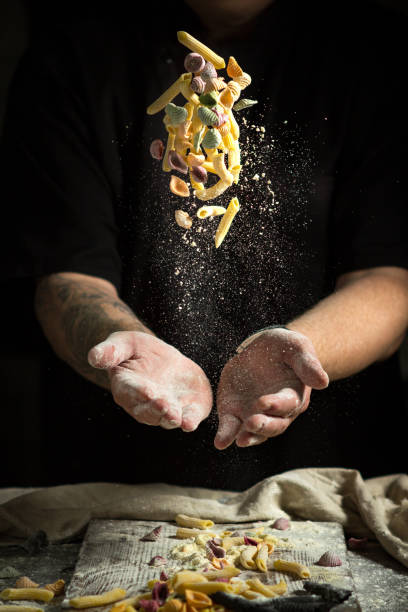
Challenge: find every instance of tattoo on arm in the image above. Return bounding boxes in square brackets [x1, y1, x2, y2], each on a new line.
[35, 274, 151, 388]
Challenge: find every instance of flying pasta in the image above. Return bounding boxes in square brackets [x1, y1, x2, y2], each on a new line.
[147, 31, 257, 246]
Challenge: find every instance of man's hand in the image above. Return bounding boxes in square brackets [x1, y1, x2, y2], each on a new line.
[214, 328, 329, 449]
[88, 331, 213, 431]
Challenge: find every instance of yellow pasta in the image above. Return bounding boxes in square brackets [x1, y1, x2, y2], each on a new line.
[255, 543, 269, 572]
[161, 599, 184, 612]
[245, 578, 278, 598]
[203, 147, 217, 161]
[194, 179, 231, 201]
[197, 205, 226, 218]
[239, 546, 257, 570]
[69, 588, 126, 609]
[109, 593, 151, 612]
[202, 567, 241, 580]
[0, 607, 44, 612]
[228, 148, 241, 172]
[222, 536, 245, 550]
[229, 579, 248, 595]
[177, 31, 226, 69]
[214, 196, 240, 248]
[230, 164, 242, 184]
[175, 581, 232, 596]
[242, 589, 264, 600]
[176, 527, 216, 538]
[212, 153, 234, 183]
[202, 161, 216, 174]
[268, 580, 287, 596]
[147, 73, 191, 115]
[172, 571, 208, 590]
[185, 589, 212, 608]
[175, 514, 215, 529]
[273, 559, 311, 579]
[222, 132, 236, 150]
[0, 589, 54, 603]
[179, 79, 200, 106]
[226, 108, 240, 140]
[184, 102, 194, 121]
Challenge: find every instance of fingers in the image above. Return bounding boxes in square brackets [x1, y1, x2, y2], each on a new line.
[214, 413, 242, 450]
[111, 368, 211, 431]
[132, 398, 183, 428]
[251, 389, 302, 417]
[283, 340, 329, 389]
[235, 430, 268, 447]
[242, 413, 290, 438]
[88, 331, 140, 369]
[110, 369, 182, 427]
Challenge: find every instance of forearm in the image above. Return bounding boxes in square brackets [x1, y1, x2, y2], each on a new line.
[34, 272, 154, 388]
[287, 267, 408, 380]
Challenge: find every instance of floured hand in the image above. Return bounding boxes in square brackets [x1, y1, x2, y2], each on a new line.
[88, 331, 213, 431]
[215, 328, 329, 449]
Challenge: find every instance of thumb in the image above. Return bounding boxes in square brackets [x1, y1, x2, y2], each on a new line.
[285, 349, 329, 389]
[88, 331, 137, 369]
[214, 413, 242, 450]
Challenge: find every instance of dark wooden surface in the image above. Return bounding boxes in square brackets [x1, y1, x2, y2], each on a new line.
[1, 521, 408, 611]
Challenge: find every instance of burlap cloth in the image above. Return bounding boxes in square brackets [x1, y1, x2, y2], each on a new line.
[1, 468, 407, 568]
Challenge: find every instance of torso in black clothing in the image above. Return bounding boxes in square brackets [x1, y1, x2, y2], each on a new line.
[2, 0, 408, 488]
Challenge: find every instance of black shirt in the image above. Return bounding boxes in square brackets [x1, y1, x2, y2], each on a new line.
[2, 0, 407, 488]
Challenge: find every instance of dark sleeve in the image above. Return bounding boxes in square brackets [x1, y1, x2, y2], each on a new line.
[0, 33, 122, 290]
[329, 17, 408, 277]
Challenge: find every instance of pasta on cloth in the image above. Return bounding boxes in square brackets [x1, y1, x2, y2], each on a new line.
[0, 468, 407, 568]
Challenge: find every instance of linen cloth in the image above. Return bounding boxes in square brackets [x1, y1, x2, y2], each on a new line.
[1, 468, 407, 568]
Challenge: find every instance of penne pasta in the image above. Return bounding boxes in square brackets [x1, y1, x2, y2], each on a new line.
[255, 543, 269, 572]
[175, 514, 215, 529]
[239, 546, 257, 570]
[161, 599, 184, 612]
[242, 589, 265, 600]
[197, 205, 226, 218]
[226, 108, 240, 140]
[214, 196, 240, 248]
[176, 527, 216, 539]
[184, 589, 212, 608]
[147, 73, 192, 115]
[245, 578, 278, 598]
[179, 80, 200, 106]
[194, 179, 231, 202]
[268, 580, 287, 596]
[175, 581, 233, 596]
[177, 31, 226, 69]
[212, 153, 234, 184]
[202, 161, 217, 174]
[0, 608, 44, 612]
[222, 536, 245, 550]
[273, 559, 311, 579]
[202, 566, 241, 580]
[222, 132, 236, 151]
[172, 571, 208, 590]
[69, 588, 126, 609]
[0, 589, 54, 603]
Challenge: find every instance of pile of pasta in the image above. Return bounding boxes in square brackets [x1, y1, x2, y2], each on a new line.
[147, 31, 257, 248]
[103, 514, 309, 612]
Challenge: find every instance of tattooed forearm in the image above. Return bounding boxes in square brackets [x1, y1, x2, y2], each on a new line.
[34, 272, 154, 389]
